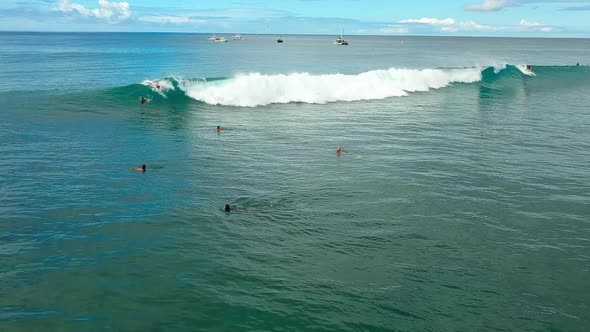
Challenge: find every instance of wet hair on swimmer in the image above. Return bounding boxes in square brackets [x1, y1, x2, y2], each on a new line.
[225, 204, 231, 212]
[141, 164, 146, 171]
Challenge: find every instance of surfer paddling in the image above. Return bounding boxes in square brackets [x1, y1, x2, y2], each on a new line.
[134, 164, 147, 173]
[224, 203, 258, 213]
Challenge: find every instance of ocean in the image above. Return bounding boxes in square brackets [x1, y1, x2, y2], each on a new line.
[1, 32, 589, 331]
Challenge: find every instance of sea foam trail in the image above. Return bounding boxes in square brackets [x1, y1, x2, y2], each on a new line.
[180, 68, 482, 107]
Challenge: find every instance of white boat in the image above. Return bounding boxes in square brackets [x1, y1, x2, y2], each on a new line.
[334, 26, 349, 45]
[334, 36, 348, 46]
[214, 36, 228, 43]
[233, 34, 246, 40]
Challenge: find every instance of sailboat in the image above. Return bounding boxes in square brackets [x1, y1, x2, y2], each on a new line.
[334, 25, 349, 46]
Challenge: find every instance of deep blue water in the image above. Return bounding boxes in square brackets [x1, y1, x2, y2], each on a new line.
[1, 32, 590, 331]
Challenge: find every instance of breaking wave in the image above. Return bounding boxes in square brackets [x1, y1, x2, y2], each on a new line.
[135, 65, 588, 107]
[182, 68, 481, 107]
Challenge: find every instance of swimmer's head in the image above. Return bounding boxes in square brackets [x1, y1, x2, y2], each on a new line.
[217, 126, 221, 129]
[141, 164, 147, 172]
[224, 204, 231, 212]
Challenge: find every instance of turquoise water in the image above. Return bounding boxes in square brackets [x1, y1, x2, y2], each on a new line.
[1, 32, 590, 331]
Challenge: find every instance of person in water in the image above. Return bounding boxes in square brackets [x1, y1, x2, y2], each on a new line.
[224, 204, 257, 213]
[526, 65, 533, 71]
[140, 97, 150, 104]
[134, 164, 147, 172]
[336, 147, 345, 155]
[217, 126, 223, 133]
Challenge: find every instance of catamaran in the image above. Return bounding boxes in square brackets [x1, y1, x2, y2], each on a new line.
[334, 26, 349, 46]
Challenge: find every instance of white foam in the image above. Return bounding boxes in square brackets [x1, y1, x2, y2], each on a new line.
[141, 79, 175, 96]
[492, 63, 508, 74]
[178, 68, 482, 107]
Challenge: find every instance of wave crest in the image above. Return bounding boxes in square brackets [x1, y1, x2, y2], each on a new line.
[138, 64, 589, 107]
[178, 68, 482, 107]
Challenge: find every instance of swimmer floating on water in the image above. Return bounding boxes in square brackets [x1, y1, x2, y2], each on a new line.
[140, 96, 151, 104]
[336, 147, 346, 155]
[224, 203, 257, 213]
[216, 126, 223, 133]
[134, 164, 147, 173]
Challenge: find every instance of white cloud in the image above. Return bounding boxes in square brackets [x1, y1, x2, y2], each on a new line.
[139, 15, 206, 25]
[398, 17, 555, 33]
[377, 25, 410, 34]
[380, 26, 410, 34]
[399, 18, 456, 25]
[56, 0, 131, 22]
[462, 20, 499, 30]
[353, 25, 409, 35]
[398, 17, 499, 32]
[465, 0, 509, 11]
[440, 26, 459, 32]
[465, 0, 589, 12]
[519, 19, 541, 26]
[520, 19, 554, 31]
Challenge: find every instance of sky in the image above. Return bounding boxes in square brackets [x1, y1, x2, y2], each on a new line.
[0, 0, 589, 37]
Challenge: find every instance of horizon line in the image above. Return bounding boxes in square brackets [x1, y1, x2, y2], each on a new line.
[1, 30, 589, 39]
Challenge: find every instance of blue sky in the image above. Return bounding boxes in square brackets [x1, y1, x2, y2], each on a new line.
[0, 0, 589, 36]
